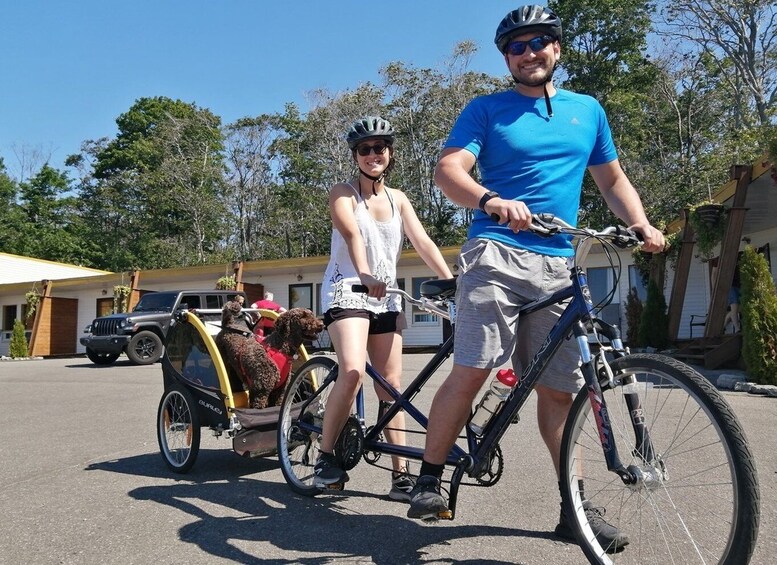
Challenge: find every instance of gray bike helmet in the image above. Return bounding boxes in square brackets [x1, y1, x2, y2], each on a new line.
[494, 5, 562, 53]
[346, 116, 395, 149]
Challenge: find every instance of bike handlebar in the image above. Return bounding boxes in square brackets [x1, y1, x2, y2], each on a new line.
[350, 285, 451, 320]
[523, 213, 643, 249]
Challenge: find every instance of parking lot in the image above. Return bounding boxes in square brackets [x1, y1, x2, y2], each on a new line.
[0, 355, 774, 564]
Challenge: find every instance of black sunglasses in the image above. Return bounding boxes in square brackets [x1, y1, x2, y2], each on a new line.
[356, 142, 389, 156]
[506, 35, 554, 56]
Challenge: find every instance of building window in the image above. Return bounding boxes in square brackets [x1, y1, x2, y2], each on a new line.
[2, 305, 17, 332]
[587, 267, 620, 327]
[97, 298, 113, 317]
[628, 265, 648, 302]
[289, 284, 313, 310]
[411, 277, 438, 325]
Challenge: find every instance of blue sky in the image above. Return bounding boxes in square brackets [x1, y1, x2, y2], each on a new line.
[1, 1, 520, 177]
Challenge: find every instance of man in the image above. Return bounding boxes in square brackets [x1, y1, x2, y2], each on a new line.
[406, 5, 665, 550]
[251, 291, 287, 337]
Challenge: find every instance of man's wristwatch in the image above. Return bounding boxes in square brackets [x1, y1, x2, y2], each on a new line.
[478, 190, 499, 212]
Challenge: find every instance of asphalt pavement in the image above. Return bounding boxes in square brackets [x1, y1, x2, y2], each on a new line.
[0, 354, 774, 564]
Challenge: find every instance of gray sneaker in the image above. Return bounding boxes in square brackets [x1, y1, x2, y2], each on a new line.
[313, 452, 349, 487]
[407, 475, 448, 519]
[389, 471, 416, 502]
[555, 500, 630, 552]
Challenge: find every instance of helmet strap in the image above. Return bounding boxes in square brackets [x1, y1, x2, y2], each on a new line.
[358, 169, 384, 196]
[543, 84, 553, 118]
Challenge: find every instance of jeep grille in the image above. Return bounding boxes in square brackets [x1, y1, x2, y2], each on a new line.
[93, 318, 122, 336]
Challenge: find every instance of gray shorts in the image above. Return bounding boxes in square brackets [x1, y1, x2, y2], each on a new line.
[453, 238, 583, 394]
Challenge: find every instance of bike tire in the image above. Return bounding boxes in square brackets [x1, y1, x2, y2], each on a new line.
[157, 383, 201, 473]
[560, 353, 759, 564]
[277, 356, 338, 496]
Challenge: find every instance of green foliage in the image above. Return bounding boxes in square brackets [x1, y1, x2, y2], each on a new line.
[113, 285, 131, 313]
[638, 279, 669, 349]
[9, 319, 29, 358]
[3, 13, 771, 270]
[740, 247, 777, 385]
[215, 275, 236, 290]
[25, 291, 41, 320]
[625, 286, 643, 346]
[689, 202, 727, 259]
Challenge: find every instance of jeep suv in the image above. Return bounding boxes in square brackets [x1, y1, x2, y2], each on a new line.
[80, 289, 244, 366]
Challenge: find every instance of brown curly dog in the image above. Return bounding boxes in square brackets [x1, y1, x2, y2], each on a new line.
[216, 302, 323, 409]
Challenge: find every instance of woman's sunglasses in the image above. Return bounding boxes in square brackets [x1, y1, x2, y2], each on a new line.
[356, 143, 389, 156]
[506, 35, 554, 56]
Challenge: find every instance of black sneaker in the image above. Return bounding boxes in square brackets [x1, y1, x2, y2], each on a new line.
[555, 500, 630, 552]
[389, 470, 416, 502]
[313, 452, 349, 487]
[407, 475, 448, 519]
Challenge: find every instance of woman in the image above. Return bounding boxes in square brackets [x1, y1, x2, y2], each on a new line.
[317, 116, 454, 500]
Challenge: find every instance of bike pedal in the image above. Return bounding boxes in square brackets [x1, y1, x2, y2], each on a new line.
[437, 509, 453, 520]
[325, 482, 345, 491]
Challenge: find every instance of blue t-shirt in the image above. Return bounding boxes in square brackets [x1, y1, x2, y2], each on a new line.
[445, 88, 618, 256]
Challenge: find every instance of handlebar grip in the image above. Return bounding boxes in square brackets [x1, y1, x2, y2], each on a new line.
[351, 284, 369, 293]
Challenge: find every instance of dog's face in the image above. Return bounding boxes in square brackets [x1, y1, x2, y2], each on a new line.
[271, 308, 324, 350]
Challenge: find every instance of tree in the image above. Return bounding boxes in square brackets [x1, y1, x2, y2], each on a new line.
[625, 286, 644, 345]
[9, 319, 29, 358]
[638, 279, 669, 349]
[223, 115, 281, 260]
[73, 97, 226, 269]
[740, 246, 777, 385]
[14, 164, 83, 264]
[658, 0, 776, 128]
[550, 0, 663, 227]
[383, 42, 505, 245]
[0, 158, 24, 254]
[143, 109, 227, 266]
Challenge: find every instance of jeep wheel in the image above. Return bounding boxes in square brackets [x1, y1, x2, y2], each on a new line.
[86, 348, 120, 365]
[127, 331, 164, 365]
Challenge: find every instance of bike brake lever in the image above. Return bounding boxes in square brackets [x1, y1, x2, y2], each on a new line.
[613, 225, 642, 248]
[530, 213, 559, 237]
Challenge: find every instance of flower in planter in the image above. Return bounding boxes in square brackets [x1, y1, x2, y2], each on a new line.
[215, 275, 237, 290]
[689, 201, 727, 259]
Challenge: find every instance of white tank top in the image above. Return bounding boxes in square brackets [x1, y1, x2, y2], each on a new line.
[321, 183, 403, 314]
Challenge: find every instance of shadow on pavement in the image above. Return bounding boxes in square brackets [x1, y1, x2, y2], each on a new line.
[89, 452, 559, 564]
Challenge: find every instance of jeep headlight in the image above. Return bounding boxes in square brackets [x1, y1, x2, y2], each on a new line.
[83, 324, 93, 334]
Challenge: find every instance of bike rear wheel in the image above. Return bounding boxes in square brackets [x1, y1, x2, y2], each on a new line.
[560, 353, 759, 564]
[277, 356, 338, 496]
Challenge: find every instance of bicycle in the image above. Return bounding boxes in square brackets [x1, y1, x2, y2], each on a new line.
[277, 214, 760, 564]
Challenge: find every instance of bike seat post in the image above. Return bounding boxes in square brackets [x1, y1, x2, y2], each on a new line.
[356, 384, 366, 428]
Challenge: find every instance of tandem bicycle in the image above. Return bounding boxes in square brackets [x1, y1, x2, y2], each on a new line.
[277, 214, 759, 564]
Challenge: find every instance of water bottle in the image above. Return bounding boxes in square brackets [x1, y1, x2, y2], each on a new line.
[469, 368, 518, 436]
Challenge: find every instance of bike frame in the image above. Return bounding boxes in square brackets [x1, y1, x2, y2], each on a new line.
[294, 233, 655, 515]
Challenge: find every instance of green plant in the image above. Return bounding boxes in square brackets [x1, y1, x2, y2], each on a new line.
[663, 231, 682, 270]
[25, 290, 41, 321]
[113, 285, 131, 313]
[9, 319, 29, 358]
[740, 246, 777, 385]
[625, 286, 643, 346]
[215, 275, 237, 290]
[689, 201, 727, 259]
[637, 279, 669, 349]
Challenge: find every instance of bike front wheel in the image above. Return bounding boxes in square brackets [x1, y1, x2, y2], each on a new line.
[277, 355, 338, 496]
[560, 353, 759, 564]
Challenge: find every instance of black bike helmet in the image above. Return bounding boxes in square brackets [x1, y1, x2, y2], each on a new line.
[494, 5, 562, 53]
[346, 116, 395, 149]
